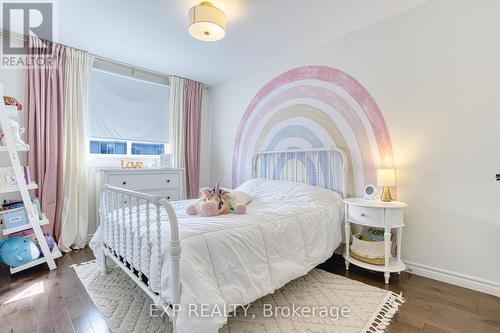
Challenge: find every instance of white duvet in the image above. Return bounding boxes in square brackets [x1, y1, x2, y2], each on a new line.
[90, 179, 344, 333]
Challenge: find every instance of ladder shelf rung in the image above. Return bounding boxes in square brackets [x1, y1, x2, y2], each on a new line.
[0, 144, 29, 152]
[9, 246, 62, 274]
[2, 216, 49, 235]
[0, 182, 38, 194]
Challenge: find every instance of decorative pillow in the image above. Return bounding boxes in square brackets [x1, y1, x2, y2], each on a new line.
[235, 178, 266, 195]
[227, 190, 253, 206]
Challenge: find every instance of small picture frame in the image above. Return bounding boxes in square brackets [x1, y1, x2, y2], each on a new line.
[364, 184, 377, 200]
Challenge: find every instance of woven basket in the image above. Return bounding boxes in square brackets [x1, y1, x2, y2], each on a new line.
[350, 234, 385, 265]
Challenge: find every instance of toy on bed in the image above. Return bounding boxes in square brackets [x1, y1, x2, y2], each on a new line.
[1, 96, 26, 145]
[0, 237, 40, 267]
[186, 181, 251, 217]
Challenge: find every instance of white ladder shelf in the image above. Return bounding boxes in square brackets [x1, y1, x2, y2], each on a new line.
[0, 88, 61, 274]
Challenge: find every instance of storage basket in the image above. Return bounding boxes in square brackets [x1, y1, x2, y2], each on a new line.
[2, 207, 29, 229]
[350, 233, 385, 265]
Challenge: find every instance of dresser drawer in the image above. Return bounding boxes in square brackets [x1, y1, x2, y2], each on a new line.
[348, 205, 384, 227]
[142, 189, 181, 201]
[348, 204, 404, 227]
[108, 173, 180, 190]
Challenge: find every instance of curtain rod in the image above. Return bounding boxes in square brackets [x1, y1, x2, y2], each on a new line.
[0, 30, 172, 81]
[93, 56, 170, 83]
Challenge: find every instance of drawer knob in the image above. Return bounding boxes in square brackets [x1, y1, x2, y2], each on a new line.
[167, 196, 171, 199]
[167, 179, 170, 183]
[360, 213, 366, 217]
[122, 181, 127, 185]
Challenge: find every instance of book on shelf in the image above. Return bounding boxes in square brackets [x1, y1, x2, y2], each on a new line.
[1, 198, 43, 218]
[2, 200, 24, 211]
[23, 166, 31, 184]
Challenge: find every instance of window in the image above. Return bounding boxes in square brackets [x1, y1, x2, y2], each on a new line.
[90, 140, 127, 154]
[89, 67, 170, 157]
[131, 142, 164, 155]
[89, 139, 168, 156]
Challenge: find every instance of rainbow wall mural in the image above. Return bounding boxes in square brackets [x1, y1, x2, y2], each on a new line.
[232, 65, 394, 196]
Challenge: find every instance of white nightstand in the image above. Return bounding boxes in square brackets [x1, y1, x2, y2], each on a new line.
[343, 198, 407, 284]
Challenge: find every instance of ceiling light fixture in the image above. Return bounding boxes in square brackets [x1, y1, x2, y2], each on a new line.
[188, 2, 226, 42]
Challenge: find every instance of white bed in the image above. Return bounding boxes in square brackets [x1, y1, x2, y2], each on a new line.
[90, 148, 348, 333]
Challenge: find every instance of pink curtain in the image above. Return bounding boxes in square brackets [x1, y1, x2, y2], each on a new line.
[183, 79, 202, 199]
[25, 37, 65, 239]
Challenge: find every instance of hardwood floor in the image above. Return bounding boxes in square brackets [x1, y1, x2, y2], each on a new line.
[318, 257, 500, 332]
[0, 248, 110, 333]
[1, 248, 499, 333]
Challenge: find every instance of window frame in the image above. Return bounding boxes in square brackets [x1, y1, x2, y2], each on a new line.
[89, 138, 168, 158]
[131, 142, 165, 156]
[89, 139, 128, 155]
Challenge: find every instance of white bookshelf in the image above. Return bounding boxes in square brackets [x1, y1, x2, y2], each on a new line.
[0, 89, 59, 273]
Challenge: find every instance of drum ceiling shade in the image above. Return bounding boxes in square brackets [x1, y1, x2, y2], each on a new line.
[188, 2, 226, 42]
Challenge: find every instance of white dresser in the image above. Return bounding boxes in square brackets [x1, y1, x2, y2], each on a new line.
[96, 168, 186, 200]
[95, 168, 186, 225]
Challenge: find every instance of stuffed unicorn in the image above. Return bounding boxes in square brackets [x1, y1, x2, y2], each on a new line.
[186, 181, 249, 217]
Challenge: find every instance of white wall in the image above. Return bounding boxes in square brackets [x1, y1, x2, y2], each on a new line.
[0, 70, 24, 104]
[210, 0, 500, 293]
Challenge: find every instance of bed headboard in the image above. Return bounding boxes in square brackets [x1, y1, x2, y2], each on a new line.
[252, 147, 348, 198]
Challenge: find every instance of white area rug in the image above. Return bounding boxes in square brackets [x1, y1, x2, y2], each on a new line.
[74, 261, 404, 333]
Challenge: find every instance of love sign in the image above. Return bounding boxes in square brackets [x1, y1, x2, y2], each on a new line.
[120, 160, 144, 169]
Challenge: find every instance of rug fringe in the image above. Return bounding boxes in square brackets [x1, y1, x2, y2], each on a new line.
[363, 291, 405, 332]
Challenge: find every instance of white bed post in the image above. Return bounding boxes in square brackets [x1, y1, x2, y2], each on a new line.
[136, 197, 143, 282]
[157, 196, 182, 311]
[145, 201, 151, 289]
[99, 191, 108, 274]
[127, 194, 134, 276]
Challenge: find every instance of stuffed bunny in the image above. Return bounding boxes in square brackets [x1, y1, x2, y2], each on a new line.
[186, 181, 249, 217]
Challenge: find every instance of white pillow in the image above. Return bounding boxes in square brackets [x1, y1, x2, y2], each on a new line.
[251, 179, 343, 205]
[228, 190, 253, 205]
[235, 178, 267, 194]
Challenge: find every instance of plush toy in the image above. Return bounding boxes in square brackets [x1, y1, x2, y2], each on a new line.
[35, 234, 55, 257]
[186, 181, 250, 217]
[0, 96, 26, 146]
[0, 237, 40, 267]
[3, 96, 23, 111]
[0, 119, 26, 145]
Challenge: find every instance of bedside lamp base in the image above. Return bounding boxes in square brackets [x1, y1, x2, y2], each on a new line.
[381, 186, 393, 202]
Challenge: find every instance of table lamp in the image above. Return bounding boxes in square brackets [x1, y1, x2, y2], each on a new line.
[377, 168, 396, 202]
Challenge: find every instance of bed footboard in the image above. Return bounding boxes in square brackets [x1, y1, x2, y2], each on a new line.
[98, 185, 181, 322]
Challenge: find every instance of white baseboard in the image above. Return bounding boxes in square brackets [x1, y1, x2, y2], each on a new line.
[405, 260, 500, 297]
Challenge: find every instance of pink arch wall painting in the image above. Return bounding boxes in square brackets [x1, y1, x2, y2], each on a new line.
[232, 65, 394, 197]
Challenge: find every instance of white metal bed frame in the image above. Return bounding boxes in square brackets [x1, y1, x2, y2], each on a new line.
[98, 186, 181, 323]
[98, 147, 348, 331]
[252, 147, 348, 198]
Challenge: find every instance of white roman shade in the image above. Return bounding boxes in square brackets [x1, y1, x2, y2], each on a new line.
[90, 69, 170, 143]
